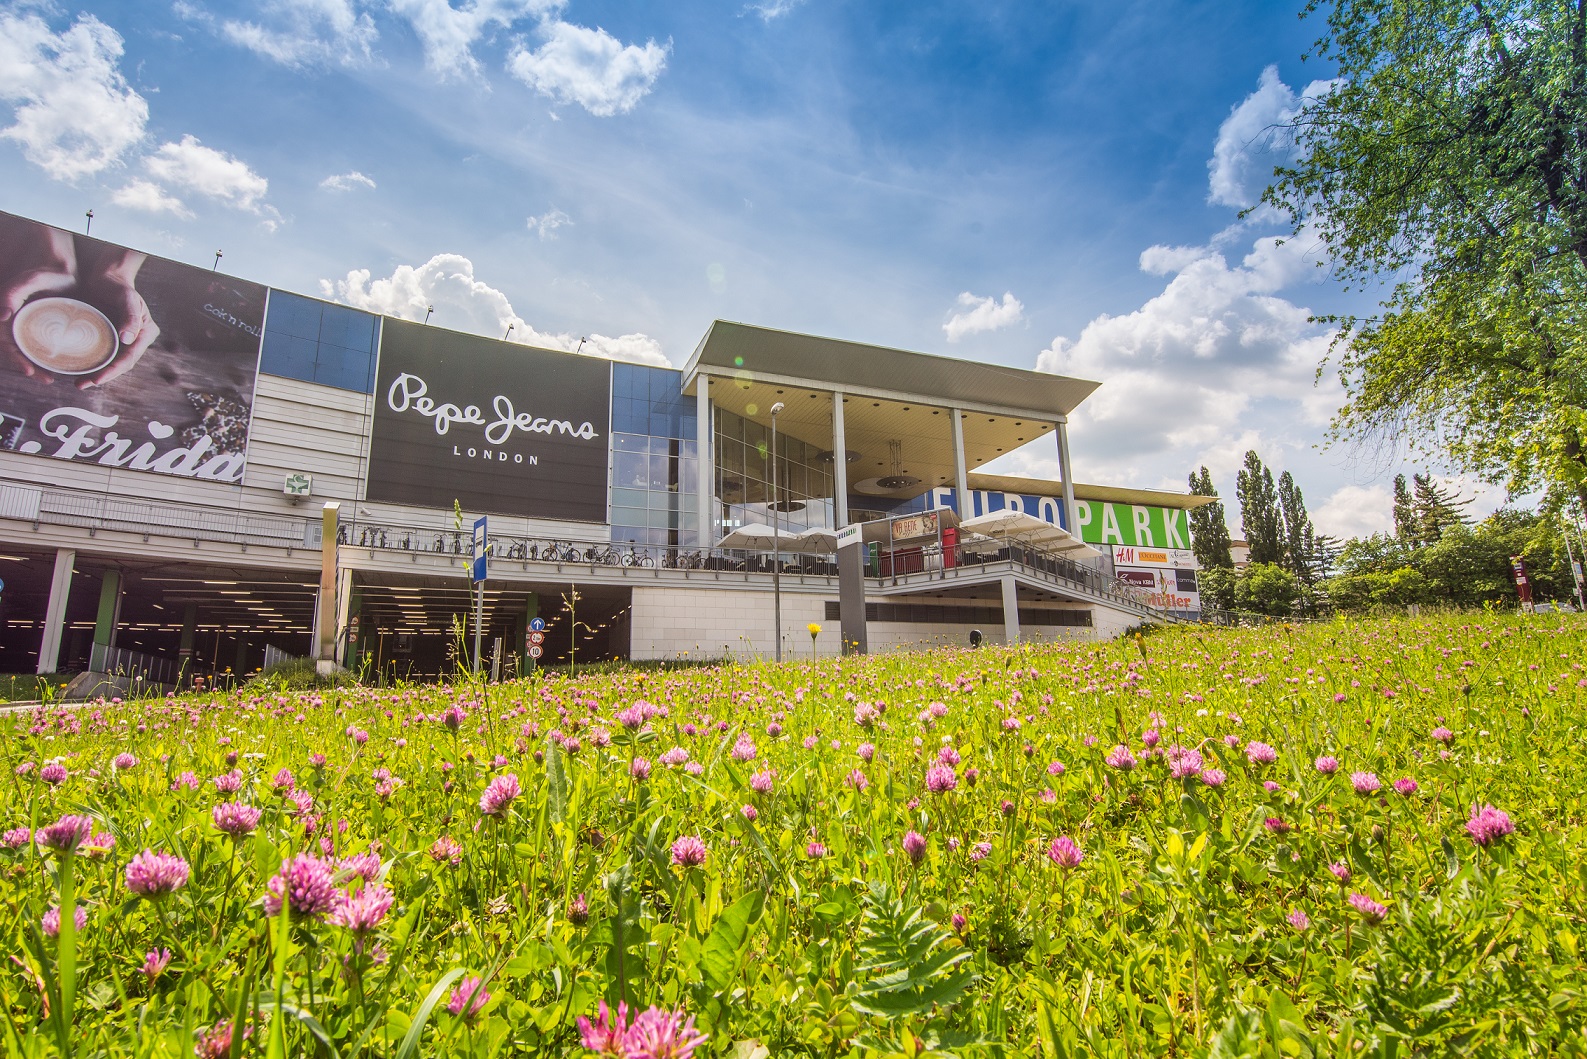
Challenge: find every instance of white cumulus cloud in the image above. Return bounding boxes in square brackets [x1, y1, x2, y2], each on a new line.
[0, 10, 149, 180]
[192, 0, 380, 67]
[387, 0, 562, 76]
[1208, 65, 1333, 210]
[942, 291, 1024, 343]
[1312, 484, 1395, 540]
[112, 179, 194, 219]
[321, 252, 670, 365]
[744, 0, 806, 20]
[144, 135, 270, 212]
[526, 207, 571, 239]
[508, 20, 669, 116]
[321, 170, 377, 191]
[1032, 229, 1336, 486]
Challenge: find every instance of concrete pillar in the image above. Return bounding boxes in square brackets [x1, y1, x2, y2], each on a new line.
[1056, 418, 1078, 536]
[335, 567, 354, 665]
[317, 502, 340, 674]
[696, 375, 713, 547]
[93, 569, 122, 649]
[235, 634, 250, 677]
[950, 406, 969, 516]
[178, 603, 198, 664]
[832, 390, 849, 528]
[1001, 575, 1021, 645]
[37, 548, 74, 675]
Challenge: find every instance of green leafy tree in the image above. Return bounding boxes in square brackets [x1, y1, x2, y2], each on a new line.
[1198, 566, 1237, 611]
[1188, 466, 1234, 570]
[1237, 451, 1284, 565]
[1236, 562, 1302, 616]
[1266, 0, 1587, 512]
[1277, 471, 1319, 582]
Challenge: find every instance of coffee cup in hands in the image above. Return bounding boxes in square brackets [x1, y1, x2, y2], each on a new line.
[11, 296, 119, 377]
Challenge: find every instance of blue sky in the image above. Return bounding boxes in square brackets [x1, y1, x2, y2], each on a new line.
[0, 0, 1500, 538]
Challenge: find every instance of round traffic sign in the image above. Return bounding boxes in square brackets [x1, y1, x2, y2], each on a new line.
[527, 630, 546, 646]
[529, 617, 546, 632]
[528, 645, 544, 659]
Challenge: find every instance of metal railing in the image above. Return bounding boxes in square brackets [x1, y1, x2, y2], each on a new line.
[4, 481, 1189, 623]
[88, 642, 182, 687]
[2, 482, 322, 549]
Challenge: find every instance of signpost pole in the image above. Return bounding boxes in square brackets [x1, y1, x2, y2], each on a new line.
[771, 401, 785, 663]
[471, 516, 488, 674]
[474, 582, 484, 675]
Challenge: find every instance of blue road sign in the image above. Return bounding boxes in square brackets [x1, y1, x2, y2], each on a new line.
[529, 616, 545, 632]
[470, 517, 488, 583]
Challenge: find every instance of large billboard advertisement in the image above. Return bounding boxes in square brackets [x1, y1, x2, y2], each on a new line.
[366, 319, 611, 521]
[916, 486, 1194, 549]
[0, 211, 265, 482]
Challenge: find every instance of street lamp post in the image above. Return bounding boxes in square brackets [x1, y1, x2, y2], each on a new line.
[770, 401, 785, 662]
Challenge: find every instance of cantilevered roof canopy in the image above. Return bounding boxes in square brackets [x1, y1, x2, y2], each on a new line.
[683, 321, 1099, 418]
[967, 472, 1218, 510]
[683, 321, 1101, 500]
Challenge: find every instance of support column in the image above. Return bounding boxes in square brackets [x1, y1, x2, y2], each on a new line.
[94, 569, 122, 651]
[1055, 418, 1078, 536]
[950, 406, 969, 516]
[1001, 575, 1021, 645]
[178, 604, 198, 677]
[832, 390, 850, 527]
[696, 375, 713, 547]
[37, 548, 74, 675]
[335, 568, 354, 665]
[317, 501, 340, 675]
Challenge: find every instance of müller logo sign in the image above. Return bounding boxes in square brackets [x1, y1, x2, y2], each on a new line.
[385, 372, 601, 448]
[365, 320, 611, 522]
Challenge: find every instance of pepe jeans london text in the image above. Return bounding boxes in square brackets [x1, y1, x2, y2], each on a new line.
[385, 373, 601, 446]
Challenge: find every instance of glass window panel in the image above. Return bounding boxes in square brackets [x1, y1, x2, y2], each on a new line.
[259, 331, 318, 381]
[612, 487, 648, 510]
[613, 451, 649, 489]
[265, 291, 323, 341]
[314, 343, 376, 393]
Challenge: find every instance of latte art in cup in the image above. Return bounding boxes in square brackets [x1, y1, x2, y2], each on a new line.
[12, 297, 118, 376]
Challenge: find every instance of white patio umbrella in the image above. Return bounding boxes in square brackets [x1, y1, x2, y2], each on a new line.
[716, 523, 796, 550]
[957, 510, 1102, 561]
[789, 526, 839, 553]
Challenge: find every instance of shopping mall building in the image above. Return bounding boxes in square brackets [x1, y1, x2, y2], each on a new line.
[0, 209, 1208, 680]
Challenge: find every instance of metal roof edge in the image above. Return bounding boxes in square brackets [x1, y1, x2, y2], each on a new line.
[966, 471, 1216, 509]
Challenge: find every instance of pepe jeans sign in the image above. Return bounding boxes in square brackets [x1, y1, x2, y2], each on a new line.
[365, 321, 611, 522]
[385, 372, 601, 448]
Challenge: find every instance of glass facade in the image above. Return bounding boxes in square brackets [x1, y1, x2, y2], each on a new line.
[714, 407, 835, 536]
[259, 290, 380, 393]
[610, 364, 699, 548]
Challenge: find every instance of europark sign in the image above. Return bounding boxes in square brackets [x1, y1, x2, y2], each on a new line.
[918, 487, 1192, 550]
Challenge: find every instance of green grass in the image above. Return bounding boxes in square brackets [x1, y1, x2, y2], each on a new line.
[2, 613, 1584, 1056]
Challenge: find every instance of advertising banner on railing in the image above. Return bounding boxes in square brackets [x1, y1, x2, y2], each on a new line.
[366, 319, 611, 521]
[0, 211, 264, 482]
[1115, 566, 1201, 614]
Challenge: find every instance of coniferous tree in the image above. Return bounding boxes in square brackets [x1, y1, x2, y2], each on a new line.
[1187, 466, 1234, 570]
[1392, 474, 1416, 540]
[1237, 451, 1283, 565]
[1410, 473, 1471, 544]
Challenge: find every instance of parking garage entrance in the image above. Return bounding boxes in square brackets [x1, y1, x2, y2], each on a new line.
[0, 546, 636, 685]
